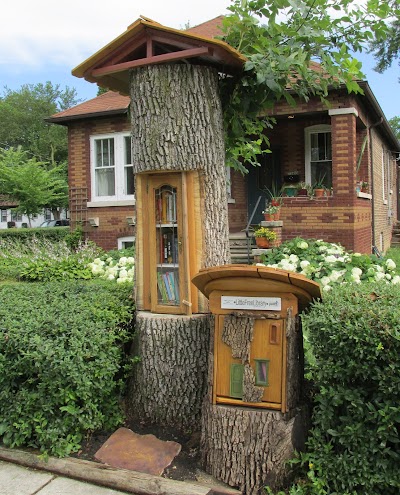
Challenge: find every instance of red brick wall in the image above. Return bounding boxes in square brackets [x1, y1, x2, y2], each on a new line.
[68, 116, 134, 251]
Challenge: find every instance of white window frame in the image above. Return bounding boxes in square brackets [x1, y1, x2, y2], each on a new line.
[89, 132, 135, 206]
[1, 209, 7, 222]
[304, 124, 332, 186]
[226, 166, 235, 203]
[118, 236, 135, 250]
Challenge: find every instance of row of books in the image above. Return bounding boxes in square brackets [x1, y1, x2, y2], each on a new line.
[157, 271, 180, 304]
[156, 190, 177, 224]
[159, 232, 178, 264]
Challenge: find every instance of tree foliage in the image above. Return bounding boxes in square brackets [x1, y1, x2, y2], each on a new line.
[220, 0, 395, 172]
[389, 116, 400, 141]
[369, 0, 400, 79]
[0, 148, 68, 225]
[0, 82, 80, 165]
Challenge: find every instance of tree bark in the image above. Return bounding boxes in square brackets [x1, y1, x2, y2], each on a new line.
[129, 64, 230, 266]
[201, 312, 309, 494]
[127, 312, 210, 430]
[127, 64, 230, 430]
[201, 404, 309, 495]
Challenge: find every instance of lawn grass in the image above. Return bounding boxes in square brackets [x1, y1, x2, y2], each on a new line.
[385, 247, 400, 274]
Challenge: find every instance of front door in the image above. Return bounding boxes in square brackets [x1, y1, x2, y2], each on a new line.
[247, 151, 281, 224]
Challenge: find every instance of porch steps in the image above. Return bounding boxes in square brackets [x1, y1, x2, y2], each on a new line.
[391, 222, 400, 248]
[229, 232, 256, 265]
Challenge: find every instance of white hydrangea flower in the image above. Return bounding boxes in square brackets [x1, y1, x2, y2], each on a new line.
[118, 257, 128, 266]
[288, 254, 299, 263]
[127, 257, 135, 264]
[297, 241, 309, 249]
[300, 260, 310, 269]
[319, 245, 328, 252]
[329, 270, 343, 282]
[119, 269, 128, 279]
[320, 276, 331, 287]
[351, 267, 362, 278]
[385, 273, 392, 280]
[322, 284, 332, 292]
[375, 272, 385, 281]
[392, 275, 400, 284]
[386, 259, 396, 270]
[325, 255, 338, 263]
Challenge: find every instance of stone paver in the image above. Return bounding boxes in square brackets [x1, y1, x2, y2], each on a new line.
[0, 461, 54, 495]
[95, 427, 181, 476]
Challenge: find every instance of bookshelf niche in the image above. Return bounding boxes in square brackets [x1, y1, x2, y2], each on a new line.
[136, 172, 202, 315]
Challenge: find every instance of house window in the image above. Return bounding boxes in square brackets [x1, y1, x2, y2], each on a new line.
[11, 211, 22, 222]
[117, 236, 135, 250]
[44, 208, 52, 220]
[1, 210, 7, 222]
[305, 125, 332, 188]
[90, 133, 134, 202]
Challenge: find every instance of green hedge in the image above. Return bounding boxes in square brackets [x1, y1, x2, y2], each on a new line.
[0, 227, 70, 242]
[298, 283, 400, 495]
[0, 280, 135, 457]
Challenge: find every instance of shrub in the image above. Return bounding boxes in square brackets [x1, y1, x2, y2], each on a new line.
[260, 237, 399, 291]
[88, 249, 135, 284]
[0, 280, 135, 457]
[276, 283, 400, 495]
[0, 226, 70, 242]
[9, 237, 102, 282]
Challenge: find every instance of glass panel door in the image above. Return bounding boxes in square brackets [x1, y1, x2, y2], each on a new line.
[155, 184, 180, 307]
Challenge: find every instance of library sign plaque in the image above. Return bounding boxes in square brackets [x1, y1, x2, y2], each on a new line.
[221, 296, 282, 311]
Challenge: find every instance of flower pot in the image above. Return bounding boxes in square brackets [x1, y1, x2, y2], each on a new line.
[297, 188, 308, 196]
[263, 213, 274, 221]
[255, 237, 270, 248]
[274, 209, 281, 220]
[314, 188, 325, 198]
[285, 187, 297, 197]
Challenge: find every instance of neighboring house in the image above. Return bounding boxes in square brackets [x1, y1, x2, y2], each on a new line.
[0, 195, 59, 228]
[47, 16, 400, 254]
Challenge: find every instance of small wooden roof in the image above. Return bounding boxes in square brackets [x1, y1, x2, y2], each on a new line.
[192, 265, 321, 311]
[72, 16, 246, 95]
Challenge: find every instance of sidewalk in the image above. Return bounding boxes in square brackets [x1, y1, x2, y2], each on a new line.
[0, 460, 130, 495]
[0, 448, 241, 495]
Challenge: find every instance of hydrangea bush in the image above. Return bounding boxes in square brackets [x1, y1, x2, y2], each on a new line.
[260, 237, 399, 291]
[88, 254, 135, 284]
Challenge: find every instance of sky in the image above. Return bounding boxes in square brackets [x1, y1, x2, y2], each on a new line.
[0, 0, 399, 120]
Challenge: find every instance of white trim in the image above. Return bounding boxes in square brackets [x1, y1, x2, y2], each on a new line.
[357, 192, 372, 199]
[304, 124, 332, 185]
[90, 132, 134, 203]
[87, 200, 136, 208]
[328, 107, 359, 117]
[117, 236, 135, 250]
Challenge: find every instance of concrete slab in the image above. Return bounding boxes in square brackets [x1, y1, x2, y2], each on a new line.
[95, 427, 181, 476]
[0, 460, 54, 495]
[37, 476, 128, 495]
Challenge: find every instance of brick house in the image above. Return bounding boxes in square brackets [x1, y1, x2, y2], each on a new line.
[48, 17, 400, 254]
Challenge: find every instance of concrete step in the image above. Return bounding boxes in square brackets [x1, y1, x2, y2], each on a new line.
[229, 233, 256, 265]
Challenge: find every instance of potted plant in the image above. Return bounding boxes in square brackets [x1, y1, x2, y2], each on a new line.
[262, 205, 280, 221]
[264, 184, 283, 207]
[360, 180, 369, 193]
[254, 226, 277, 248]
[313, 176, 326, 197]
[297, 182, 311, 196]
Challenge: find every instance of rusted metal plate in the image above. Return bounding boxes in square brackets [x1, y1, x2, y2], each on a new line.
[94, 427, 181, 476]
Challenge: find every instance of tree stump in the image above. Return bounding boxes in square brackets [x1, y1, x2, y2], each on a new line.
[201, 403, 309, 494]
[127, 311, 210, 430]
[201, 310, 309, 494]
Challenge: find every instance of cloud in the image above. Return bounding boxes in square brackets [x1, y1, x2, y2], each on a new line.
[0, 0, 229, 69]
